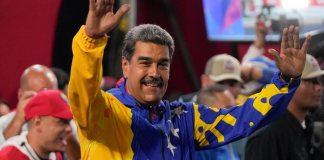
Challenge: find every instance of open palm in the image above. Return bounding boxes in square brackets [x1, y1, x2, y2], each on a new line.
[85, 0, 130, 38]
[269, 26, 311, 79]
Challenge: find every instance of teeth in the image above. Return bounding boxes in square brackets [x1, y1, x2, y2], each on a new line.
[146, 84, 158, 87]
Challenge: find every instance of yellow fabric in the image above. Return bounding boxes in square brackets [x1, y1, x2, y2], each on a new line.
[252, 84, 288, 116]
[68, 26, 134, 160]
[235, 94, 248, 106]
[193, 83, 289, 147]
[193, 103, 225, 146]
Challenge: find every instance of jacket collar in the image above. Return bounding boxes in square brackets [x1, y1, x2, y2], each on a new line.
[108, 77, 165, 110]
[108, 78, 171, 135]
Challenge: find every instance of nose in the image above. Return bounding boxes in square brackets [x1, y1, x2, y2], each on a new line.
[148, 64, 159, 77]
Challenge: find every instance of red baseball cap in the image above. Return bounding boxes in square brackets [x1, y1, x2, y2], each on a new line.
[24, 90, 73, 121]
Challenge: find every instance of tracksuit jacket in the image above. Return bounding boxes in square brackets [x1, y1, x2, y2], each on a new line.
[68, 26, 300, 160]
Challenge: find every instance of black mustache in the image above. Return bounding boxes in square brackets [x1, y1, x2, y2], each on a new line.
[140, 77, 163, 87]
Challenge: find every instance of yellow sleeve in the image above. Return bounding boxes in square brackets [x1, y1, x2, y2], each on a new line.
[193, 74, 299, 149]
[68, 25, 108, 135]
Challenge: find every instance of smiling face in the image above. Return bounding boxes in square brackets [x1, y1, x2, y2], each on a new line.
[37, 116, 72, 153]
[122, 41, 170, 105]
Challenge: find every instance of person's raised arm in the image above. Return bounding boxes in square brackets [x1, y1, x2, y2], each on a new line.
[242, 15, 269, 63]
[194, 26, 311, 149]
[68, 0, 129, 131]
[3, 91, 35, 140]
[253, 15, 269, 49]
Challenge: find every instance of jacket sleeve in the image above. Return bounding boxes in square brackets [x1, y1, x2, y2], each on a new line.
[68, 26, 110, 136]
[241, 44, 264, 63]
[193, 72, 300, 150]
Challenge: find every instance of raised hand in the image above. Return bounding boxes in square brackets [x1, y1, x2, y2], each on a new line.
[268, 25, 311, 79]
[15, 91, 37, 122]
[85, 0, 130, 38]
[3, 91, 36, 139]
[253, 14, 270, 49]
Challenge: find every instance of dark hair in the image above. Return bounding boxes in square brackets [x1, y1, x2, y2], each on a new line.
[122, 24, 175, 61]
[51, 67, 69, 90]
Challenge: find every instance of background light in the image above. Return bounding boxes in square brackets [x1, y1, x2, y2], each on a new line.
[282, 0, 309, 9]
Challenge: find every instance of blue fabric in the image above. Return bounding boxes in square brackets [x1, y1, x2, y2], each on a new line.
[249, 56, 278, 85]
[195, 145, 240, 160]
[106, 73, 299, 160]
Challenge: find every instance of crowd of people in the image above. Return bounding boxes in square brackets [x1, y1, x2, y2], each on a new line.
[0, 0, 324, 159]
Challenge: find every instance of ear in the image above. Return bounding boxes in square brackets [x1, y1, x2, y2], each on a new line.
[31, 116, 43, 132]
[122, 56, 130, 79]
[18, 88, 23, 100]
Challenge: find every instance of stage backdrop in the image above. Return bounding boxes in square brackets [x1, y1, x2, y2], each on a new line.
[0, 0, 279, 107]
[0, 0, 62, 107]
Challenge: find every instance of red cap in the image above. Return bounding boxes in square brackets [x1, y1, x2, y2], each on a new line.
[24, 90, 73, 121]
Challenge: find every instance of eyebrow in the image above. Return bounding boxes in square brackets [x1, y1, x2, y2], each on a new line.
[137, 56, 170, 63]
[137, 56, 151, 61]
[159, 58, 170, 63]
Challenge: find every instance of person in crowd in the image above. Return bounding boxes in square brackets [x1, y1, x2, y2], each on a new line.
[0, 90, 73, 160]
[179, 53, 243, 160]
[51, 67, 81, 160]
[68, 0, 311, 159]
[310, 106, 324, 159]
[179, 53, 243, 103]
[195, 84, 239, 160]
[245, 54, 324, 160]
[240, 14, 278, 97]
[1, 64, 57, 142]
[51, 67, 69, 96]
[0, 100, 10, 117]
[196, 84, 235, 109]
[0, 64, 80, 160]
[234, 15, 279, 159]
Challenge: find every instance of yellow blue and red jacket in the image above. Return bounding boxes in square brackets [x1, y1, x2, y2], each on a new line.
[68, 26, 300, 160]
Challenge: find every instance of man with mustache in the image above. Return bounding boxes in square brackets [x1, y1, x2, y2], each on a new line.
[68, 0, 311, 159]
